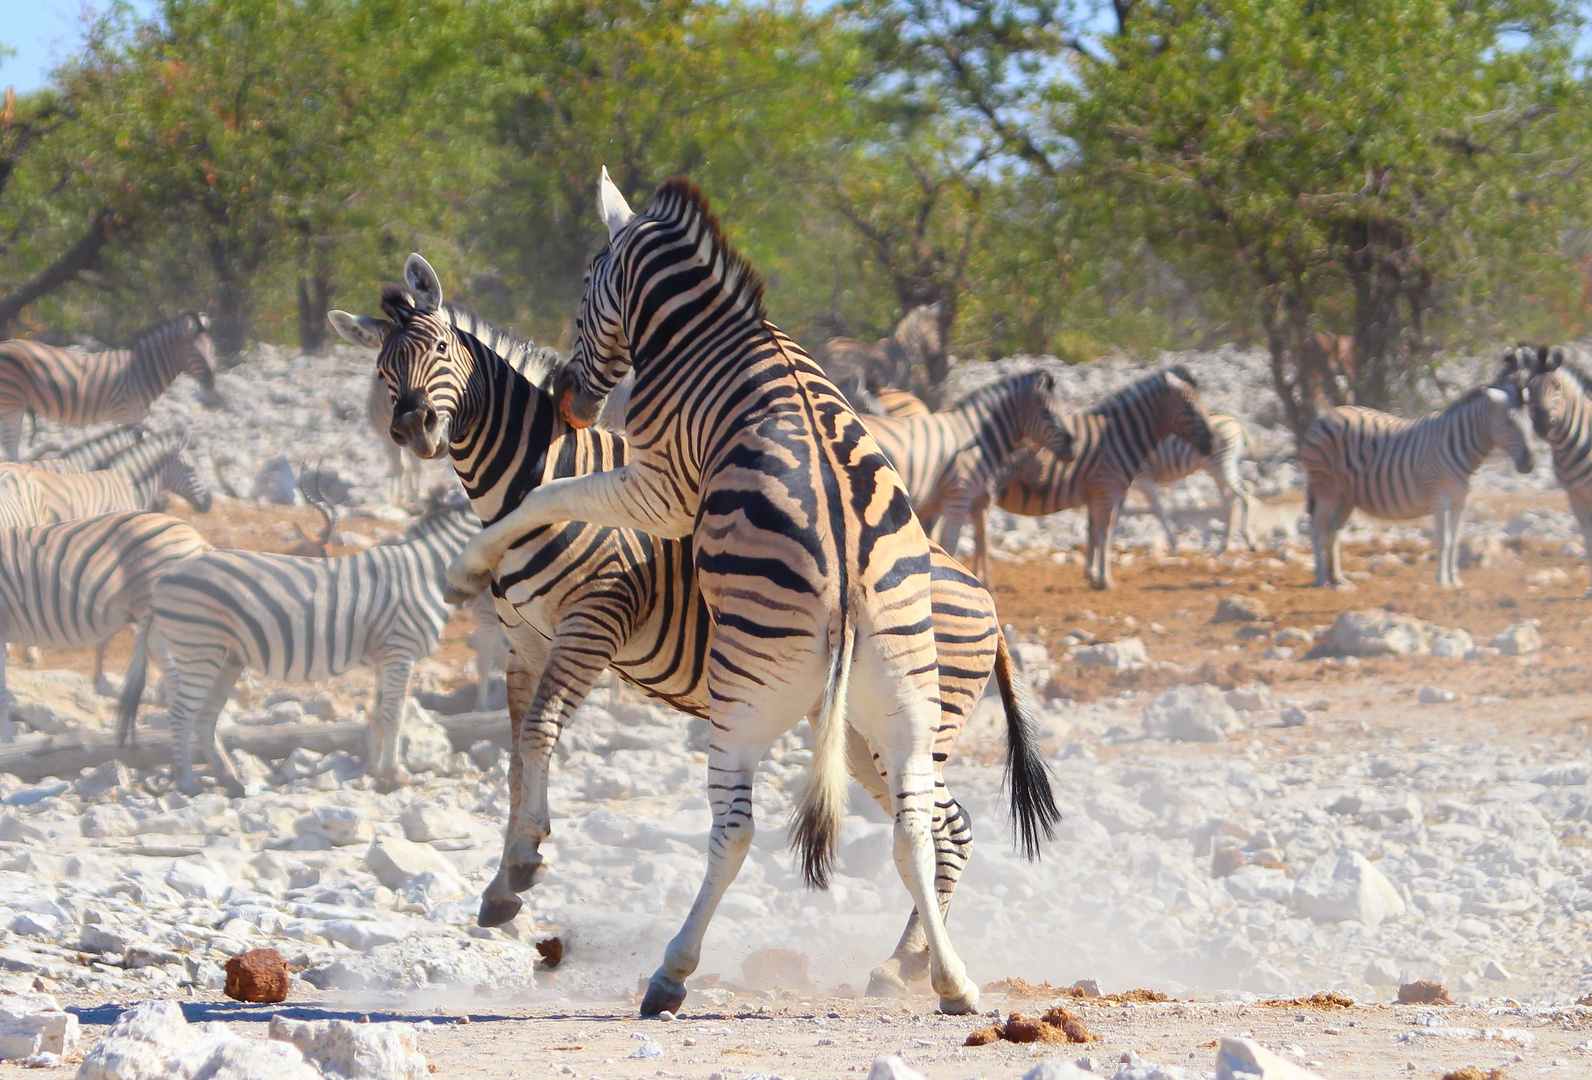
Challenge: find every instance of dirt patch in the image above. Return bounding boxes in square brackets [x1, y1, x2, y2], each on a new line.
[965, 1007, 1093, 1047]
[1441, 1069, 1508, 1080]
[1398, 980, 1455, 1005]
[1261, 991, 1355, 1009]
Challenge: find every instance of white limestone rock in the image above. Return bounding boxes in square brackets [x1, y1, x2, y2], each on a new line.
[1308, 609, 1433, 658]
[399, 805, 472, 844]
[1215, 1037, 1324, 1079]
[1142, 685, 1241, 743]
[0, 992, 76, 1060]
[867, 1056, 930, 1080]
[1493, 620, 1542, 656]
[269, 1015, 429, 1079]
[362, 836, 463, 891]
[297, 806, 373, 847]
[1074, 637, 1149, 670]
[1224, 683, 1271, 712]
[1292, 849, 1406, 926]
[399, 700, 455, 775]
[1430, 628, 1474, 659]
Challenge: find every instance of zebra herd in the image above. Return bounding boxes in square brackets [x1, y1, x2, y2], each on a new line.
[0, 170, 1584, 1015]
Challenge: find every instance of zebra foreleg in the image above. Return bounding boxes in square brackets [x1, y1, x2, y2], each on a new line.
[367, 657, 415, 793]
[481, 628, 610, 928]
[1085, 494, 1122, 589]
[0, 646, 13, 743]
[1569, 490, 1592, 597]
[0, 411, 23, 461]
[1433, 488, 1470, 588]
[1135, 476, 1180, 554]
[449, 466, 695, 596]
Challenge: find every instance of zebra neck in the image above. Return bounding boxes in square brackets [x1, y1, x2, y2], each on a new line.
[1435, 399, 1499, 472]
[448, 350, 560, 527]
[127, 338, 187, 411]
[1551, 393, 1592, 478]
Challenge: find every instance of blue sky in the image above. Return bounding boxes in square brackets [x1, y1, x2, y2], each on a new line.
[0, 0, 158, 94]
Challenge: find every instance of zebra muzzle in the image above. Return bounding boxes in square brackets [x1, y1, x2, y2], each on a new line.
[559, 384, 592, 430]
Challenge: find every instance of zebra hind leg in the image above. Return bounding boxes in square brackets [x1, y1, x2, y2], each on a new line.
[0, 645, 13, 743]
[1135, 476, 1180, 554]
[367, 658, 415, 793]
[180, 657, 245, 796]
[1570, 492, 1592, 597]
[0, 411, 23, 461]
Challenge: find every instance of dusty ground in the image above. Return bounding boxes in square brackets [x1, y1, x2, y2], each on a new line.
[16, 987, 1592, 1079]
[9, 490, 1592, 1079]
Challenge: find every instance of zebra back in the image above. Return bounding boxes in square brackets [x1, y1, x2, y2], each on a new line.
[0, 512, 208, 647]
[1301, 387, 1532, 519]
[1138, 412, 1248, 486]
[0, 315, 214, 428]
[26, 425, 147, 472]
[999, 368, 1211, 516]
[862, 370, 1066, 505]
[152, 501, 476, 683]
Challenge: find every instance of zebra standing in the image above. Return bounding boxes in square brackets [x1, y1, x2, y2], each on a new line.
[1300, 368, 1533, 588]
[1132, 412, 1257, 554]
[0, 512, 207, 742]
[995, 369, 1214, 589]
[0, 314, 222, 459]
[1523, 345, 1592, 594]
[817, 302, 947, 409]
[873, 387, 931, 418]
[332, 255, 1053, 999]
[116, 497, 481, 796]
[859, 371, 1074, 584]
[450, 175, 1014, 1017]
[0, 431, 212, 527]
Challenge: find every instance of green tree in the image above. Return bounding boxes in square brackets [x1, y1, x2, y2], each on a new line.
[1070, 0, 1589, 429]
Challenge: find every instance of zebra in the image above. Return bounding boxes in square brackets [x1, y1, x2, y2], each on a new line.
[859, 371, 1074, 585]
[1519, 345, 1592, 593]
[995, 369, 1214, 589]
[332, 253, 1054, 1000]
[0, 314, 222, 459]
[874, 387, 931, 418]
[1299, 368, 1533, 588]
[0, 511, 207, 742]
[366, 371, 424, 505]
[24, 424, 147, 472]
[116, 496, 482, 796]
[817, 303, 948, 409]
[0, 431, 212, 527]
[449, 175, 1030, 1017]
[1131, 412, 1257, 554]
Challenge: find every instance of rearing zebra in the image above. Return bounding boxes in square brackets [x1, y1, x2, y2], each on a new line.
[1132, 412, 1257, 554]
[116, 496, 482, 795]
[859, 371, 1074, 585]
[0, 314, 222, 459]
[1300, 366, 1533, 588]
[332, 252, 1054, 1000]
[449, 174, 998, 1017]
[996, 368, 1214, 589]
[1522, 344, 1592, 594]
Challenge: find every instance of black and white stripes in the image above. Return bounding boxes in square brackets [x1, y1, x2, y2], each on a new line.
[0, 315, 221, 458]
[116, 498, 480, 795]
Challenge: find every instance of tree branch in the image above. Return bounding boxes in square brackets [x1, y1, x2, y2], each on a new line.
[0, 210, 122, 331]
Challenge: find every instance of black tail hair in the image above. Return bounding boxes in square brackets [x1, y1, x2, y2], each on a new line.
[994, 629, 1061, 859]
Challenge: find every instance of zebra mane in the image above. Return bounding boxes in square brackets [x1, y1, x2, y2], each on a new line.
[643, 178, 766, 324]
[1088, 368, 1189, 416]
[130, 313, 203, 350]
[1553, 354, 1592, 398]
[949, 369, 1050, 412]
[379, 283, 563, 392]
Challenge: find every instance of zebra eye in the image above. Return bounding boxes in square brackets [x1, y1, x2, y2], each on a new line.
[434, 341, 446, 355]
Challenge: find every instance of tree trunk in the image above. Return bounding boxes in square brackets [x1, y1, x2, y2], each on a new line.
[0, 211, 120, 333]
[296, 234, 335, 355]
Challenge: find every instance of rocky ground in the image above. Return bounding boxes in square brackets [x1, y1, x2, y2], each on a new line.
[0, 341, 1590, 1077]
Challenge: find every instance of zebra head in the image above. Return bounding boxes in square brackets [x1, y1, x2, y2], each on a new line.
[1161, 366, 1214, 456]
[559, 167, 640, 429]
[1524, 345, 1576, 443]
[1482, 380, 1536, 475]
[165, 433, 213, 514]
[1016, 371, 1075, 463]
[328, 259, 466, 460]
[183, 314, 222, 408]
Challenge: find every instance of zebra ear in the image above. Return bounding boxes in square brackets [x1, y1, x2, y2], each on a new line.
[598, 166, 636, 239]
[328, 310, 393, 351]
[1547, 347, 1565, 373]
[404, 254, 444, 314]
[196, 313, 211, 332]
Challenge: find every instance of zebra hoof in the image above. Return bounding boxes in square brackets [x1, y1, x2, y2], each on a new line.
[937, 985, 981, 1015]
[504, 857, 547, 893]
[477, 893, 523, 928]
[640, 975, 687, 1018]
[865, 969, 909, 998]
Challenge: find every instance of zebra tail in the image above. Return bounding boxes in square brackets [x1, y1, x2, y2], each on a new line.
[115, 613, 152, 748]
[791, 609, 856, 891]
[995, 630, 1061, 860]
